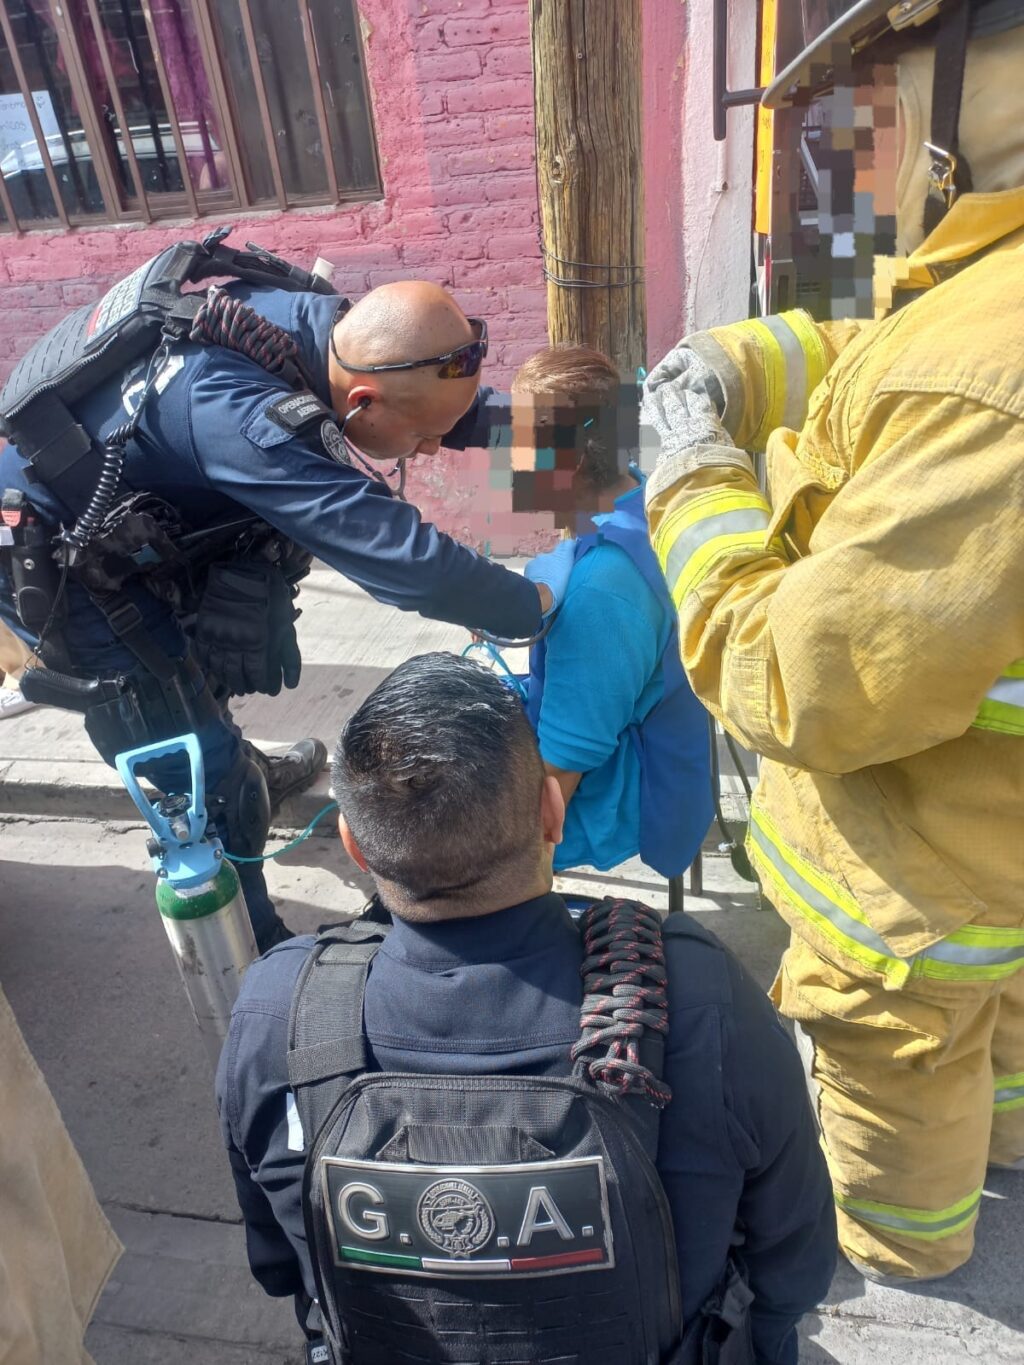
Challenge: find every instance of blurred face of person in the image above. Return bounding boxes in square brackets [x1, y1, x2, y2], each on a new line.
[509, 369, 633, 534]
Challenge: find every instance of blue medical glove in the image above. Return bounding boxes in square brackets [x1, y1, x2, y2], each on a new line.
[524, 540, 576, 617]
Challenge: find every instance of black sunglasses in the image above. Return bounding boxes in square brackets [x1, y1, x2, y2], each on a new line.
[331, 317, 488, 380]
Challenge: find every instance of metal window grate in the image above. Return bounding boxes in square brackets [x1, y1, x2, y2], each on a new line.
[0, 0, 381, 232]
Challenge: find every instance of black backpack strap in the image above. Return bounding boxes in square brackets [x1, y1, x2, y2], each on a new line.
[571, 897, 671, 1111]
[287, 918, 389, 1143]
[922, 0, 974, 239]
[188, 233, 338, 298]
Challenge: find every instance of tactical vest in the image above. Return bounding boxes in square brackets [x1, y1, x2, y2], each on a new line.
[0, 228, 335, 510]
[524, 490, 714, 878]
[288, 900, 754, 1365]
[0, 230, 337, 692]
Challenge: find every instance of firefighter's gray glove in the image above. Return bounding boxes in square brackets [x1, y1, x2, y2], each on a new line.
[644, 342, 725, 407]
[640, 350, 753, 505]
[640, 368, 731, 457]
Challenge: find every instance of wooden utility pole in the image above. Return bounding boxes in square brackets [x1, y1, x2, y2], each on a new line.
[530, 0, 646, 376]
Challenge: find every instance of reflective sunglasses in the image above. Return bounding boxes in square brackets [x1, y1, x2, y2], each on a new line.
[331, 317, 488, 380]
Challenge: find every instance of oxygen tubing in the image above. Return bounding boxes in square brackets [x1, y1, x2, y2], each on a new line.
[223, 800, 339, 864]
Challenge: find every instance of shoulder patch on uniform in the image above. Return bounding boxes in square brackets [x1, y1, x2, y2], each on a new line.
[265, 390, 334, 434]
[319, 419, 350, 465]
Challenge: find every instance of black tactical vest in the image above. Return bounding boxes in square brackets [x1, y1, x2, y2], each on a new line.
[0, 229, 335, 504]
[288, 901, 755, 1365]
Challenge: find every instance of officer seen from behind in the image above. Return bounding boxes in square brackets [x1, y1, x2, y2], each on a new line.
[216, 653, 836, 1364]
[0, 245, 574, 953]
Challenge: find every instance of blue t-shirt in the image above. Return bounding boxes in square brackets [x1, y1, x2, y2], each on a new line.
[536, 519, 672, 871]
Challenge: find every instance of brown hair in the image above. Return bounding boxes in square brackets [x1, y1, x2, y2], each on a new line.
[512, 344, 628, 492]
[513, 344, 621, 400]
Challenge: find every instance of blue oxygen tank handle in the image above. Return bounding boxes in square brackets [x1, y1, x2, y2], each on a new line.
[115, 734, 208, 849]
[115, 734, 223, 889]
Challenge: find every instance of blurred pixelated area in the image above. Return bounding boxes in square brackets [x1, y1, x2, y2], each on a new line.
[413, 367, 645, 553]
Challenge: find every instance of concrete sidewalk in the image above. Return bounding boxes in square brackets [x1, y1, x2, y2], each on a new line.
[0, 565, 468, 826]
[0, 562, 752, 839]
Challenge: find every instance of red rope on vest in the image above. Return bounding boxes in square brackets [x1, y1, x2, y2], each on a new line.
[190, 285, 302, 375]
[572, 897, 672, 1108]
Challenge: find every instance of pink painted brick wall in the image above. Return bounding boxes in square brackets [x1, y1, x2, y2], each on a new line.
[0, 0, 554, 553]
[0, 0, 691, 555]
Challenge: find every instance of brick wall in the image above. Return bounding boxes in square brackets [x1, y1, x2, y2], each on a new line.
[0, 0, 556, 552]
[0, 1, 699, 554]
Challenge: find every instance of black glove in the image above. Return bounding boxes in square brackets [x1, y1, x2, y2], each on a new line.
[277, 538, 315, 587]
[194, 559, 302, 697]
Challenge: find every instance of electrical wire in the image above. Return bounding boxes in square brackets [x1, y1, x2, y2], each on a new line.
[27, 540, 70, 668]
[723, 728, 754, 801]
[708, 713, 734, 848]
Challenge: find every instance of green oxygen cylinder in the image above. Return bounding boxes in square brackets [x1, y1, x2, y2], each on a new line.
[116, 735, 258, 1069]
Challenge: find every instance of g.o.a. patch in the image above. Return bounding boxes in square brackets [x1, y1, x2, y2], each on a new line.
[320, 1155, 614, 1279]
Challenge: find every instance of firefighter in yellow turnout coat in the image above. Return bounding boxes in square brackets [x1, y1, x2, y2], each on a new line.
[643, 2, 1024, 1281]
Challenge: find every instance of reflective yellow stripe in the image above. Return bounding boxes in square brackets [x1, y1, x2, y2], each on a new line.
[652, 490, 775, 608]
[652, 489, 769, 561]
[780, 309, 830, 401]
[749, 803, 1024, 984]
[836, 1186, 982, 1242]
[922, 920, 1024, 981]
[724, 312, 828, 447]
[728, 318, 789, 444]
[973, 659, 1024, 736]
[994, 1071, 1024, 1112]
[749, 804, 907, 984]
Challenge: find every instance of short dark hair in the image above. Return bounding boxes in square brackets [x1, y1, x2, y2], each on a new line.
[331, 653, 545, 909]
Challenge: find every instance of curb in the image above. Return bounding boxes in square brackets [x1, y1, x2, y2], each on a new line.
[0, 760, 749, 857]
[0, 759, 336, 832]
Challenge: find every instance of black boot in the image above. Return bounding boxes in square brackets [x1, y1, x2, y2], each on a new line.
[247, 738, 327, 815]
[256, 915, 296, 954]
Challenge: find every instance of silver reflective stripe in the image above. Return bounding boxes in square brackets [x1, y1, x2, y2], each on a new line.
[663, 507, 770, 599]
[759, 315, 808, 430]
[749, 818, 892, 962]
[925, 938, 1024, 968]
[841, 1194, 981, 1236]
[994, 1079, 1024, 1106]
[753, 814, 1024, 977]
[987, 675, 1024, 707]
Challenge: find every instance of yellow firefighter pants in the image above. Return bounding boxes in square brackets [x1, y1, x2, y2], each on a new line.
[772, 935, 1024, 1279]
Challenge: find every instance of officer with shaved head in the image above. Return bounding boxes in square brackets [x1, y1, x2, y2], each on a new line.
[0, 258, 575, 953]
[329, 280, 488, 462]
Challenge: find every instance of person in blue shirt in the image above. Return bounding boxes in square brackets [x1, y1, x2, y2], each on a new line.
[0, 273, 573, 950]
[508, 345, 713, 879]
[215, 652, 837, 1362]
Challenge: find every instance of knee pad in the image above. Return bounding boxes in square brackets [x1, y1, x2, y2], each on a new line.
[208, 754, 271, 859]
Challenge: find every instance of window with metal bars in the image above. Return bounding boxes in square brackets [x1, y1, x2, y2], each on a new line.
[0, 0, 380, 231]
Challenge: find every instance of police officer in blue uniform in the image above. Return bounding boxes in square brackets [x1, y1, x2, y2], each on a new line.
[0, 242, 573, 951]
[217, 653, 836, 1363]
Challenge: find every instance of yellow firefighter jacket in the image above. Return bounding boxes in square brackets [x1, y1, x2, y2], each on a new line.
[647, 189, 1024, 988]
